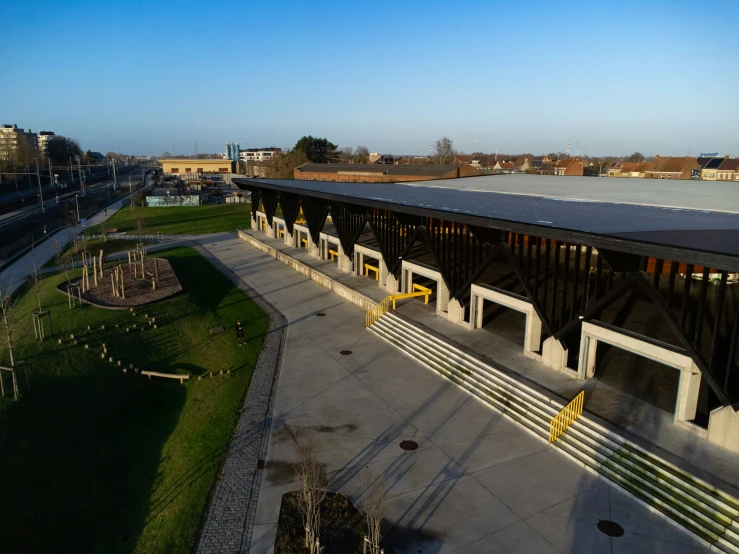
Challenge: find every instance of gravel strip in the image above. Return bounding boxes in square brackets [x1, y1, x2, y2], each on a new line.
[195, 245, 286, 554]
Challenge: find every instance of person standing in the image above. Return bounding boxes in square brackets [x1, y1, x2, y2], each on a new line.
[235, 320, 245, 346]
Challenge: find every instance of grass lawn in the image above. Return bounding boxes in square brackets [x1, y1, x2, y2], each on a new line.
[41, 238, 139, 269]
[0, 247, 269, 553]
[86, 204, 252, 236]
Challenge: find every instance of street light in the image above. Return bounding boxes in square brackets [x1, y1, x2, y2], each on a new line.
[75, 194, 80, 223]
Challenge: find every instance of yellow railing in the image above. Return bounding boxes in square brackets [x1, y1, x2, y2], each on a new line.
[364, 263, 379, 280]
[549, 391, 584, 442]
[365, 285, 433, 327]
[328, 249, 339, 261]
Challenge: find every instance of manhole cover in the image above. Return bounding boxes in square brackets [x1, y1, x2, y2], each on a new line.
[597, 520, 624, 537]
[400, 440, 419, 451]
[340, 350, 353, 355]
[316, 312, 326, 317]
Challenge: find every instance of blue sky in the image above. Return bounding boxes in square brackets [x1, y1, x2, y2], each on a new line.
[2, 0, 738, 157]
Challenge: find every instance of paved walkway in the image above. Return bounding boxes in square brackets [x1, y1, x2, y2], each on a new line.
[243, 229, 739, 497]
[199, 234, 710, 554]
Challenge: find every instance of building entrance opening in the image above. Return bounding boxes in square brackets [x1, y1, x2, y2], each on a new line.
[477, 297, 527, 349]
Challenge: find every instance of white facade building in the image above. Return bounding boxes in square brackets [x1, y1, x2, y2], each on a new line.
[240, 148, 281, 162]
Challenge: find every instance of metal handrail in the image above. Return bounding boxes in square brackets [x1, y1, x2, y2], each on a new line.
[365, 286, 433, 327]
[549, 391, 584, 442]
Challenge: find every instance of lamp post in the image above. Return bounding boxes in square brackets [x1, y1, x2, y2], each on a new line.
[75, 194, 80, 223]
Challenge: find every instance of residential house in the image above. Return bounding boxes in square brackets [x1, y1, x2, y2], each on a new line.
[491, 160, 515, 173]
[553, 158, 584, 176]
[530, 156, 552, 171]
[715, 158, 739, 181]
[700, 157, 727, 180]
[516, 158, 531, 172]
[643, 156, 699, 180]
[607, 162, 653, 178]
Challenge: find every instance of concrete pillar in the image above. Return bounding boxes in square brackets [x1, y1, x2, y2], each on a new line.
[542, 337, 569, 372]
[447, 298, 465, 325]
[675, 365, 701, 423]
[379, 258, 389, 287]
[708, 403, 739, 454]
[337, 244, 352, 273]
[385, 273, 400, 294]
[525, 311, 543, 354]
[578, 334, 598, 380]
[472, 294, 484, 329]
[355, 252, 365, 276]
[284, 229, 295, 247]
[437, 279, 450, 314]
[265, 221, 276, 239]
[250, 215, 257, 230]
[307, 235, 320, 258]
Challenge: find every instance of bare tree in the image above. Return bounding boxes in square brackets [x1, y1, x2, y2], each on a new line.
[53, 241, 75, 309]
[134, 211, 146, 244]
[293, 428, 329, 554]
[434, 137, 455, 165]
[354, 145, 370, 164]
[362, 474, 387, 554]
[0, 279, 19, 399]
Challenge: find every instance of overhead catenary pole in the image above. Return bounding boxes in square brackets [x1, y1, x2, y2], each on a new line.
[35, 158, 44, 214]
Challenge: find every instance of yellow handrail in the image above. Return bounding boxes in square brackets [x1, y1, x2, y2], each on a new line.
[365, 287, 433, 327]
[364, 263, 379, 280]
[549, 391, 584, 442]
[328, 249, 339, 261]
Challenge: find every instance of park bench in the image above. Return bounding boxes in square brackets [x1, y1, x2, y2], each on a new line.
[141, 370, 189, 384]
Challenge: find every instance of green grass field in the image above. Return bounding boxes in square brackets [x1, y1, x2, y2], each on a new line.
[0, 247, 268, 553]
[42, 238, 139, 269]
[86, 204, 252, 236]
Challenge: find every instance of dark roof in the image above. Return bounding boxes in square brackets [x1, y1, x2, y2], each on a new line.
[718, 158, 739, 171]
[295, 163, 457, 177]
[702, 157, 726, 169]
[235, 177, 739, 270]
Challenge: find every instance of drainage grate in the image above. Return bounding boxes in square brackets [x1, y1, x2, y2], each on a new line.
[316, 313, 326, 317]
[340, 350, 353, 355]
[400, 440, 419, 451]
[597, 520, 624, 537]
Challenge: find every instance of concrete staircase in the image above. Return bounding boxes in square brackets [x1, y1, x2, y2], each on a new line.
[369, 311, 739, 553]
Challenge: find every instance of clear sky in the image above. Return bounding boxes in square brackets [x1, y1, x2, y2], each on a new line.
[2, 0, 737, 157]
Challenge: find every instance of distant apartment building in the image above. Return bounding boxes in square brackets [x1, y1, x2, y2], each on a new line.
[293, 163, 483, 183]
[240, 148, 281, 162]
[553, 158, 584, 176]
[0, 124, 38, 158]
[36, 131, 55, 156]
[224, 142, 240, 161]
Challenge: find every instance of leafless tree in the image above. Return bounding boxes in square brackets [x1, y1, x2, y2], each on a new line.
[434, 137, 455, 165]
[293, 428, 328, 554]
[354, 145, 370, 164]
[0, 279, 19, 399]
[134, 211, 146, 244]
[53, 241, 75, 309]
[362, 474, 387, 553]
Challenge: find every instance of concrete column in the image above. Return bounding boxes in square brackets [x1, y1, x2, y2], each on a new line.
[675, 365, 701, 423]
[379, 258, 389, 287]
[472, 294, 484, 329]
[307, 235, 320, 258]
[542, 337, 569, 372]
[284, 229, 295, 247]
[437, 279, 450, 314]
[250, 215, 257, 230]
[525, 311, 543, 354]
[337, 244, 352, 273]
[447, 298, 465, 325]
[577, 334, 598, 380]
[385, 273, 400, 294]
[708, 403, 739, 454]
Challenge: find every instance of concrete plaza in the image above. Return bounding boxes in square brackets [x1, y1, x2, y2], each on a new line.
[201, 235, 711, 554]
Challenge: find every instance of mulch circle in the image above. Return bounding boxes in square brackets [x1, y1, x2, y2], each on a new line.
[340, 350, 352, 355]
[597, 519, 625, 537]
[399, 440, 419, 451]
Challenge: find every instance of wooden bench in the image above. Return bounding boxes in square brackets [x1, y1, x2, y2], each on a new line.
[141, 370, 190, 384]
[364, 263, 379, 280]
